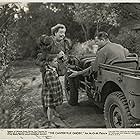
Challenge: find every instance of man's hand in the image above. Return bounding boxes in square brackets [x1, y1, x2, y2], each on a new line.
[68, 70, 79, 78]
[68, 66, 92, 78]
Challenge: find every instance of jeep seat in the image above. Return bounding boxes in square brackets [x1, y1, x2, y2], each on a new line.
[112, 59, 139, 70]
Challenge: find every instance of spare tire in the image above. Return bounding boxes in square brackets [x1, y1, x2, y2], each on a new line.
[64, 71, 79, 106]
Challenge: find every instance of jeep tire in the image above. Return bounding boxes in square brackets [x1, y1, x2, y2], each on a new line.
[64, 72, 79, 106]
[104, 91, 134, 128]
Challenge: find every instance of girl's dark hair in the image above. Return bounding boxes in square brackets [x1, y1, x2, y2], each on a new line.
[96, 31, 109, 40]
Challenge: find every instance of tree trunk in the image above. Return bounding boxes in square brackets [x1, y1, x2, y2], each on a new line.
[86, 25, 90, 40]
[81, 24, 88, 41]
[96, 21, 100, 35]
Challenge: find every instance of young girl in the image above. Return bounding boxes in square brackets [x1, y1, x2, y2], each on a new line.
[42, 54, 63, 128]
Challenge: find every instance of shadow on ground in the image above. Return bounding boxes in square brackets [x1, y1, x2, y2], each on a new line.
[57, 99, 106, 128]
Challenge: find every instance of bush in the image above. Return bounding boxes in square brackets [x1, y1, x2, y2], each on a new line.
[0, 78, 44, 128]
[111, 27, 140, 56]
[0, 80, 30, 128]
[71, 40, 98, 57]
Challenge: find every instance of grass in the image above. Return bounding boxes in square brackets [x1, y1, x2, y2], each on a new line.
[1, 59, 46, 128]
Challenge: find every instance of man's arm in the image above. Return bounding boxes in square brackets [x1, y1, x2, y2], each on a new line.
[91, 49, 107, 72]
[124, 48, 138, 59]
[124, 48, 130, 57]
[68, 66, 92, 78]
[69, 49, 107, 78]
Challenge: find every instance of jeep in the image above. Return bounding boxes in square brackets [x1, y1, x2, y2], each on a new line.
[64, 54, 140, 128]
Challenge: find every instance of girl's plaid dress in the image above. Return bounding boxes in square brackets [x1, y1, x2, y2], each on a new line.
[42, 66, 63, 108]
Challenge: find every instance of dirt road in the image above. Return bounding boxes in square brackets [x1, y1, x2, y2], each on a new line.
[13, 63, 105, 128]
[57, 99, 105, 128]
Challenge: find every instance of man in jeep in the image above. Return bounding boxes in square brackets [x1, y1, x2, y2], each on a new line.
[69, 31, 130, 78]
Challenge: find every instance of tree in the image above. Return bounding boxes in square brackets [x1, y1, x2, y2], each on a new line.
[15, 3, 84, 58]
[110, 3, 140, 55]
[74, 3, 119, 41]
[0, 3, 24, 83]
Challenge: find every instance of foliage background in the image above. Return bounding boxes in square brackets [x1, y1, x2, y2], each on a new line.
[1, 3, 140, 60]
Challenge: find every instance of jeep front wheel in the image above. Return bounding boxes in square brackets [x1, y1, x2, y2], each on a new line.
[104, 91, 134, 128]
[64, 72, 79, 106]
